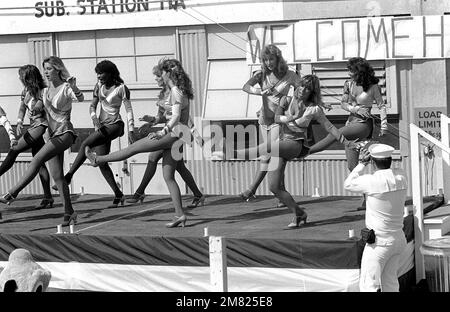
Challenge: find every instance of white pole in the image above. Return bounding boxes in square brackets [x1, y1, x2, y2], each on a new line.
[409, 121, 450, 283]
[410, 124, 425, 282]
[209, 236, 228, 292]
[441, 114, 450, 204]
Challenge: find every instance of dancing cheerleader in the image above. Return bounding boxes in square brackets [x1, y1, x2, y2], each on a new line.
[57, 60, 136, 208]
[0, 56, 84, 226]
[85, 58, 195, 228]
[309, 57, 387, 209]
[127, 62, 204, 208]
[240, 44, 301, 206]
[0, 65, 53, 209]
[236, 75, 352, 228]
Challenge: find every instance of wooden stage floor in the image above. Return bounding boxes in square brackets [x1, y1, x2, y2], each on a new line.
[0, 193, 443, 240]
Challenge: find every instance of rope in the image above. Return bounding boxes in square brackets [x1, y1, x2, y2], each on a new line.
[177, 8, 255, 53]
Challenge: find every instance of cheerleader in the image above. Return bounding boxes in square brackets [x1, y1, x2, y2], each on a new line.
[58, 60, 135, 208]
[240, 44, 301, 206]
[85, 58, 195, 228]
[0, 65, 53, 209]
[0, 56, 84, 226]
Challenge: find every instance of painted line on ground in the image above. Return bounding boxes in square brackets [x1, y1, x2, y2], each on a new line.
[74, 202, 171, 234]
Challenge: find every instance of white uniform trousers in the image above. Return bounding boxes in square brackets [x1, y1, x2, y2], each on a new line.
[359, 230, 407, 292]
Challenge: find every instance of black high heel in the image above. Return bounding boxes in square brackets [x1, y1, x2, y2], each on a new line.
[0, 193, 16, 205]
[166, 215, 187, 228]
[62, 212, 78, 226]
[286, 212, 308, 229]
[108, 195, 125, 208]
[126, 193, 145, 204]
[85, 147, 99, 167]
[35, 197, 54, 209]
[239, 189, 256, 202]
[187, 195, 205, 208]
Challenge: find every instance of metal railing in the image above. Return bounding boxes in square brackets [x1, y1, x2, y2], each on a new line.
[410, 114, 450, 282]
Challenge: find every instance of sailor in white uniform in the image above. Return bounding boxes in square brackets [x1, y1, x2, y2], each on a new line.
[344, 143, 408, 292]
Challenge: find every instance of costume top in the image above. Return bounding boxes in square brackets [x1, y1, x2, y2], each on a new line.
[91, 82, 134, 129]
[253, 69, 301, 126]
[342, 80, 387, 130]
[280, 97, 342, 144]
[42, 83, 77, 138]
[18, 89, 48, 129]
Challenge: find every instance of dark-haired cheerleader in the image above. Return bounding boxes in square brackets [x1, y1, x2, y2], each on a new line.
[57, 60, 136, 208]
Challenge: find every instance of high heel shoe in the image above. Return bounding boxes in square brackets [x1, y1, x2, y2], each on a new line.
[0, 193, 16, 205]
[126, 193, 145, 204]
[187, 195, 205, 208]
[166, 215, 187, 228]
[286, 212, 308, 229]
[108, 195, 125, 208]
[239, 189, 256, 202]
[35, 197, 54, 209]
[62, 212, 78, 226]
[85, 147, 99, 167]
[277, 201, 287, 208]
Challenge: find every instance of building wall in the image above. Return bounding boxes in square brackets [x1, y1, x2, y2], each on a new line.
[0, 0, 447, 197]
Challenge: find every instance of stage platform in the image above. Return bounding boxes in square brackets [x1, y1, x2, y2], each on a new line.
[0, 193, 444, 292]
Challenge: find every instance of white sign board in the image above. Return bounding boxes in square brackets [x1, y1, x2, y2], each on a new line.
[0, 0, 283, 35]
[415, 107, 444, 140]
[247, 15, 450, 64]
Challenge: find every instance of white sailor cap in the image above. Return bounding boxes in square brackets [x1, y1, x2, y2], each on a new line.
[368, 143, 394, 158]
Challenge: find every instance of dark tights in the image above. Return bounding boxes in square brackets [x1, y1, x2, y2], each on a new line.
[237, 139, 306, 217]
[245, 125, 285, 195]
[135, 150, 202, 198]
[9, 132, 74, 215]
[95, 134, 186, 216]
[67, 123, 124, 197]
[0, 126, 51, 199]
[309, 120, 372, 171]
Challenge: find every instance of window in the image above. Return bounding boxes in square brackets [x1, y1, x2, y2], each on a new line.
[203, 59, 260, 120]
[0, 34, 30, 152]
[56, 28, 176, 88]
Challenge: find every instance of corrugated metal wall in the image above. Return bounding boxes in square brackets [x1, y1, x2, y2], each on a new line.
[305, 158, 408, 196]
[0, 161, 44, 195]
[28, 34, 53, 72]
[304, 159, 352, 196]
[177, 26, 209, 185]
[178, 26, 207, 119]
[186, 158, 409, 196]
[186, 159, 304, 196]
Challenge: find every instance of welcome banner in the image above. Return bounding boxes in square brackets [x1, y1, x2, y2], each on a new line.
[247, 15, 450, 64]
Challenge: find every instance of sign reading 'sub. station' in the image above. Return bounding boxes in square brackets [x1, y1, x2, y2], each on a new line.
[247, 15, 450, 64]
[2, 0, 282, 35]
[34, 0, 185, 18]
